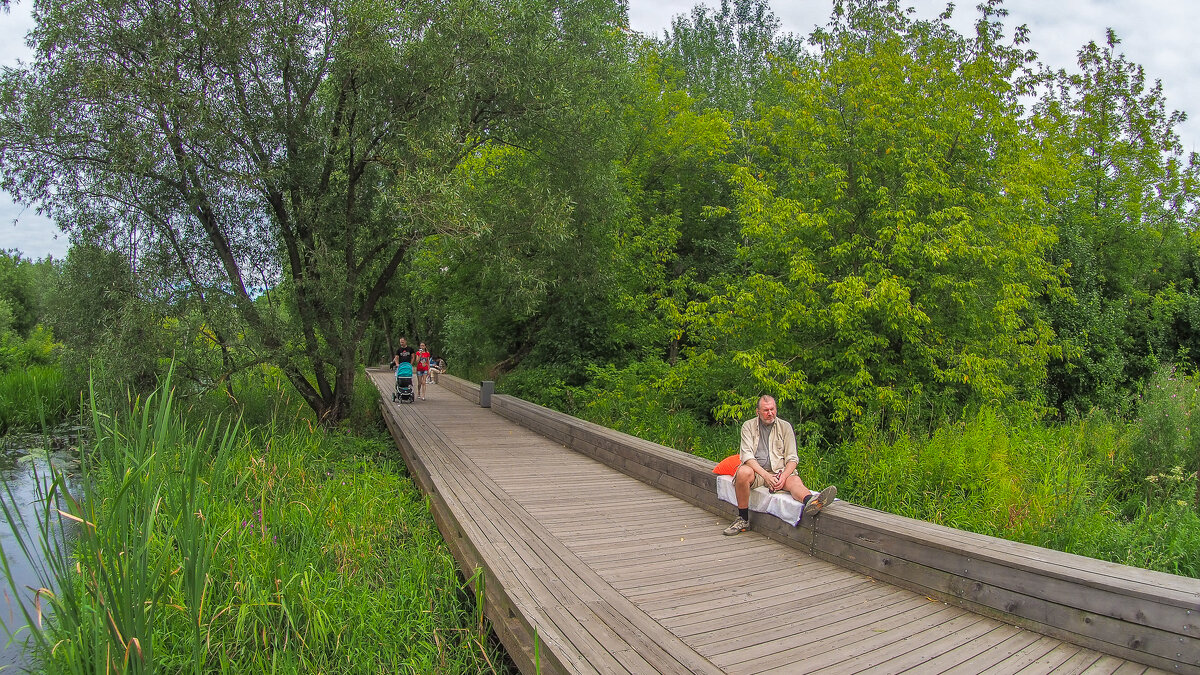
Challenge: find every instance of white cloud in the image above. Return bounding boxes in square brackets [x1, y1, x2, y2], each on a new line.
[0, 2, 35, 68]
[0, 201, 66, 261]
[0, 3, 61, 260]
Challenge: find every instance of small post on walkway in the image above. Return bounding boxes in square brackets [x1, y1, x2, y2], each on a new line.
[480, 381, 494, 408]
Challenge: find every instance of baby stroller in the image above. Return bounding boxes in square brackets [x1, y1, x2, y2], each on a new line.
[392, 362, 415, 404]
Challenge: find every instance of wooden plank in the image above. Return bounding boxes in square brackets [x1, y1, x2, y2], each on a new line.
[1109, 662, 1150, 675]
[1019, 644, 1091, 675]
[809, 612, 991, 674]
[1046, 649, 1108, 675]
[825, 506, 1200, 636]
[675, 582, 907, 653]
[374, 372, 1179, 675]
[399, 409, 724, 675]
[810, 522, 1197, 670]
[891, 622, 1024, 674]
[408, 437, 652, 673]
[624, 554, 849, 607]
[383, 401, 613, 675]
[686, 588, 926, 653]
[977, 635, 1070, 675]
[419, 460, 636, 673]
[379, 408, 574, 675]
[1078, 655, 1130, 675]
[741, 604, 963, 673]
[939, 633, 1054, 675]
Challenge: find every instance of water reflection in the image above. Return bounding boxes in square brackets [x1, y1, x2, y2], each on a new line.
[0, 428, 85, 672]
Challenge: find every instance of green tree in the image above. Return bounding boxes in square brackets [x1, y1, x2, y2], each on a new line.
[609, 42, 737, 367]
[0, 0, 628, 423]
[685, 0, 1061, 433]
[1033, 30, 1200, 414]
[43, 243, 163, 389]
[660, 0, 801, 117]
[0, 249, 56, 337]
[413, 116, 626, 376]
[607, 1, 804, 370]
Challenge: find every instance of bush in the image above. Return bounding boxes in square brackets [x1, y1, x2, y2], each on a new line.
[1126, 364, 1200, 503]
[0, 325, 60, 373]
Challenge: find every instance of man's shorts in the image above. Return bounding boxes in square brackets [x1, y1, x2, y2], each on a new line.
[749, 473, 773, 490]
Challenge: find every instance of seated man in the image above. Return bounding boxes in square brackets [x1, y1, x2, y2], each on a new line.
[724, 395, 836, 535]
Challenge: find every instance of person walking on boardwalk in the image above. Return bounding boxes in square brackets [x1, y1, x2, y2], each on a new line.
[414, 341, 432, 400]
[723, 395, 836, 535]
[392, 337, 415, 370]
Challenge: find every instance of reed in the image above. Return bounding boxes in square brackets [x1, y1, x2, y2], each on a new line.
[0, 364, 80, 431]
[1, 368, 512, 673]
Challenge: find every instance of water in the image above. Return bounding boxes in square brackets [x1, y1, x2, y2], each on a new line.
[0, 428, 85, 672]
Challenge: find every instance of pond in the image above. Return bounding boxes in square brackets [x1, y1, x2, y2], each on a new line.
[0, 427, 85, 672]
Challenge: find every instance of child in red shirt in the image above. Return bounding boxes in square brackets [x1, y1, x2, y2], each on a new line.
[415, 342, 431, 400]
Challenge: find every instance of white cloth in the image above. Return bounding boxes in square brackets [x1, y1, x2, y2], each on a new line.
[715, 474, 805, 526]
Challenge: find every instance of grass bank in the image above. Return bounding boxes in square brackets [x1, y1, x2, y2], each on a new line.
[1, 368, 511, 673]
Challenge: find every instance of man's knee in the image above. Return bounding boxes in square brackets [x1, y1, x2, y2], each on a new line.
[733, 464, 754, 484]
[785, 475, 809, 497]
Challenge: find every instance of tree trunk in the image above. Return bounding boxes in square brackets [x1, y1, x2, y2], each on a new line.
[382, 315, 394, 366]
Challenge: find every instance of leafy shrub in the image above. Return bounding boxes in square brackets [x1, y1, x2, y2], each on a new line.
[0, 324, 60, 372]
[1126, 364, 1200, 502]
[497, 364, 581, 414]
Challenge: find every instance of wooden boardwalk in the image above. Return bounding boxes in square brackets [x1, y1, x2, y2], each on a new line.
[369, 369, 1196, 674]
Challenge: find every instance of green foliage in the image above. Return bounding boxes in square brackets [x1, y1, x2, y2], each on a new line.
[660, 0, 802, 116]
[0, 324, 59, 372]
[691, 1, 1061, 436]
[1, 0, 629, 423]
[0, 363, 80, 431]
[611, 42, 739, 364]
[499, 360, 741, 462]
[1125, 365, 1200, 504]
[0, 249, 57, 339]
[1, 371, 510, 672]
[1035, 30, 1200, 414]
[834, 405, 1199, 576]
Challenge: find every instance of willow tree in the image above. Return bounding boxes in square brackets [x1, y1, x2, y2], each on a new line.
[0, 0, 627, 422]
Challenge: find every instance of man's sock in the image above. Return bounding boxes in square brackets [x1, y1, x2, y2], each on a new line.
[738, 507, 749, 521]
[802, 494, 813, 507]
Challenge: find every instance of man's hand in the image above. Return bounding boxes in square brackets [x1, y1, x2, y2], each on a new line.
[767, 470, 785, 492]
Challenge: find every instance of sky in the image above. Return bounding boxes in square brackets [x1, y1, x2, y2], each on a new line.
[2, 0, 1198, 260]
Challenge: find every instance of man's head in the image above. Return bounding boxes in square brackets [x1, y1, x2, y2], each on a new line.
[399, 337, 408, 347]
[756, 395, 777, 425]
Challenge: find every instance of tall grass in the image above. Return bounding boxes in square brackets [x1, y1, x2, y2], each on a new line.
[500, 361, 1200, 578]
[0, 364, 81, 431]
[1, 369, 511, 673]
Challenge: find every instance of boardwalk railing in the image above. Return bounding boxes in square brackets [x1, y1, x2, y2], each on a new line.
[438, 375, 1199, 674]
